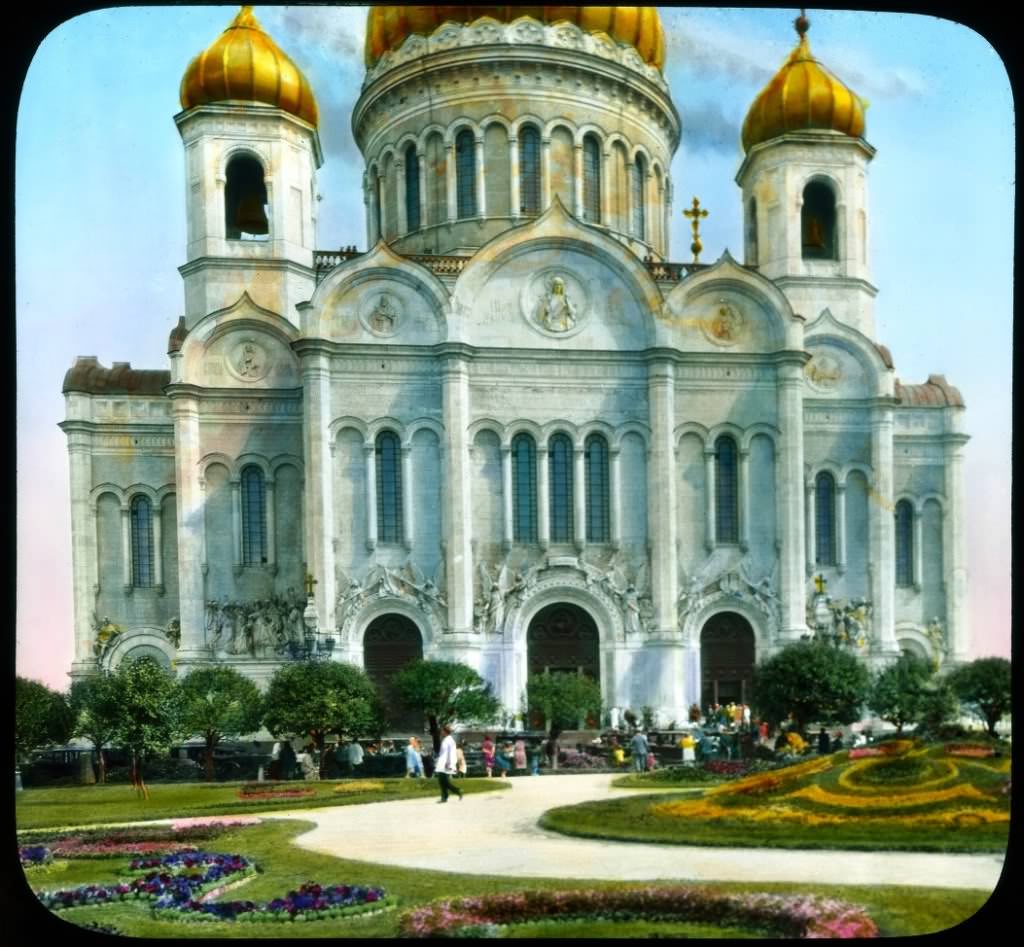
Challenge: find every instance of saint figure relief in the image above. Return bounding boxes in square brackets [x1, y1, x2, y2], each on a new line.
[710, 303, 741, 342]
[237, 341, 262, 377]
[369, 293, 398, 333]
[537, 276, 577, 332]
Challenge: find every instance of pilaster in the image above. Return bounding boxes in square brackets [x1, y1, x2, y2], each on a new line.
[441, 353, 473, 632]
[869, 404, 898, 655]
[776, 359, 808, 637]
[64, 427, 99, 677]
[944, 432, 970, 661]
[647, 358, 678, 630]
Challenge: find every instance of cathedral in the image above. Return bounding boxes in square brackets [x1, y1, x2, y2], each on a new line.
[62, 7, 969, 726]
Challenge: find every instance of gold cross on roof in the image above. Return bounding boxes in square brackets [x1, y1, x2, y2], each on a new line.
[683, 196, 709, 263]
[304, 572, 318, 598]
[814, 573, 827, 595]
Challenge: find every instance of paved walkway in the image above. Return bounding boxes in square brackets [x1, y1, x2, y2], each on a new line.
[264, 774, 1004, 891]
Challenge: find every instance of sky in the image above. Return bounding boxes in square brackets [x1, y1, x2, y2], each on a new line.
[15, 6, 1013, 691]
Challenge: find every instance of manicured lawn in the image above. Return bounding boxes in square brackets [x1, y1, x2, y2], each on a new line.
[16, 777, 508, 830]
[542, 744, 1011, 854]
[20, 818, 993, 938]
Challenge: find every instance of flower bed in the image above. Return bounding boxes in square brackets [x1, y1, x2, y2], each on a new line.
[397, 888, 878, 938]
[848, 747, 882, 759]
[236, 787, 316, 801]
[838, 757, 959, 793]
[786, 782, 989, 810]
[19, 845, 51, 867]
[558, 752, 608, 770]
[877, 740, 914, 757]
[945, 744, 996, 758]
[333, 781, 387, 794]
[21, 822, 250, 848]
[170, 816, 262, 830]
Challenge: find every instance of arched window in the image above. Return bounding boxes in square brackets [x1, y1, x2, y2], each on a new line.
[512, 433, 537, 543]
[715, 436, 739, 544]
[582, 134, 601, 223]
[747, 197, 758, 265]
[375, 431, 403, 544]
[815, 472, 836, 565]
[584, 434, 610, 543]
[895, 500, 914, 587]
[519, 125, 541, 215]
[130, 495, 154, 587]
[455, 129, 477, 219]
[802, 180, 837, 260]
[240, 465, 267, 565]
[404, 145, 421, 232]
[549, 434, 574, 544]
[225, 154, 268, 240]
[631, 154, 646, 239]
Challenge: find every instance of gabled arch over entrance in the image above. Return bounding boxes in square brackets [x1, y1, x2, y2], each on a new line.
[700, 611, 756, 708]
[363, 613, 424, 732]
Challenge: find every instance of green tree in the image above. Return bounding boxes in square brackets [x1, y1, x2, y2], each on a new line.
[69, 674, 120, 783]
[753, 641, 870, 734]
[947, 657, 1011, 737]
[15, 677, 74, 763]
[392, 660, 502, 753]
[525, 671, 603, 739]
[180, 667, 263, 781]
[868, 654, 934, 733]
[262, 662, 383, 775]
[107, 656, 183, 798]
[917, 676, 960, 738]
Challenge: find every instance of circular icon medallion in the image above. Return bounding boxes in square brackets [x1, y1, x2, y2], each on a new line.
[521, 269, 589, 338]
[360, 291, 403, 337]
[227, 338, 270, 382]
[804, 352, 843, 391]
[701, 301, 746, 346]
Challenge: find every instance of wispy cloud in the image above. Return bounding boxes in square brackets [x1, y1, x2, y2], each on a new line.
[681, 100, 741, 154]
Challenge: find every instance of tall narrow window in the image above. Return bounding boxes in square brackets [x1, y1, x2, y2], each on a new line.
[512, 433, 537, 543]
[631, 154, 646, 239]
[241, 465, 267, 565]
[584, 434, 610, 543]
[376, 431, 403, 544]
[549, 434, 574, 544]
[455, 129, 476, 219]
[715, 436, 739, 544]
[225, 154, 268, 240]
[895, 500, 914, 587]
[802, 180, 837, 260]
[582, 134, 601, 223]
[130, 495, 154, 587]
[747, 197, 758, 265]
[815, 472, 836, 565]
[404, 145, 421, 232]
[519, 125, 541, 215]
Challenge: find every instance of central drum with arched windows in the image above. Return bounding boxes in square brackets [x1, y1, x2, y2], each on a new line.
[363, 614, 424, 732]
[700, 612, 756, 708]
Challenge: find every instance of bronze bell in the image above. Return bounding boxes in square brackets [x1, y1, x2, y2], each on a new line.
[234, 195, 269, 234]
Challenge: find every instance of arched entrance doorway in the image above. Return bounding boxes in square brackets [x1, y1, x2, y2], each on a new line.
[526, 603, 600, 729]
[363, 614, 424, 733]
[700, 612, 756, 709]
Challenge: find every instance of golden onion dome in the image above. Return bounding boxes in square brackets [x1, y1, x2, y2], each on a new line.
[365, 6, 665, 71]
[180, 6, 318, 127]
[741, 15, 865, 153]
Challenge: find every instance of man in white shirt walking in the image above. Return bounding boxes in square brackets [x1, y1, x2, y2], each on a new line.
[435, 725, 463, 803]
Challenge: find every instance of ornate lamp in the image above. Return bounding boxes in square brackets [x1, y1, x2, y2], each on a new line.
[288, 573, 335, 660]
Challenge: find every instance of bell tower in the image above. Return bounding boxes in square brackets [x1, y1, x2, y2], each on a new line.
[175, 6, 323, 329]
[735, 13, 877, 337]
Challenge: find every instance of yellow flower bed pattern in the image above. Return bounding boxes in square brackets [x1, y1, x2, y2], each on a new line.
[786, 781, 989, 809]
[708, 755, 834, 797]
[836, 757, 960, 793]
[333, 781, 387, 794]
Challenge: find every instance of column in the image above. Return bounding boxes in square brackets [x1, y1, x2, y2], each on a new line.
[775, 359, 808, 637]
[609, 447, 622, 549]
[402, 445, 414, 550]
[298, 346, 336, 635]
[739, 447, 751, 552]
[364, 178, 376, 245]
[836, 482, 847, 574]
[376, 171, 387, 241]
[231, 479, 242, 572]
[120, 506, 132, 589]
[509, 137, 521, 219]
[601, 148, 612, 226]
[943, 432, 970, 661]
[364, 444, 378, 550]
[171, 394, 207, 661]
[541, 137, 552, 209]
[152, 501, 163, 590]
[265, 478, 276, 570]
[445, 142, 457, 222]
[805, 480, 816, 575]
[664, 177, 673, 258]
[869, 404, 898, 654]
[647, 358, 678, 630]
[912, 506, 923, 590]
[501, 445, 513, 550]
[64, 427, 98, 676]
[417, 150, 428, 232]
[395, 159, 407, 235]
[625, 160, 635, 238]
[573, 445, 586, 552]
[537, 445, 550, 549]
[441, 351, 474, 632]
[573, 143, 584, 218]
[703, 448, 716, 552]
[475, 136, 486, 218]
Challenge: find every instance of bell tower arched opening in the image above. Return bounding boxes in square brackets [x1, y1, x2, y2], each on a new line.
[225, 153, 269, 240]
[700, 611, 756, 708]
[363, 614, 424, 732]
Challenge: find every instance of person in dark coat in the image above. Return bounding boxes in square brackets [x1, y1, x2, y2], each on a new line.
[817, 728, 831, 755]
[278, 740, 297, 780]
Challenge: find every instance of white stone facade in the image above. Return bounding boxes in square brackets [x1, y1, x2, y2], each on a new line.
[61, 14, 968, 726]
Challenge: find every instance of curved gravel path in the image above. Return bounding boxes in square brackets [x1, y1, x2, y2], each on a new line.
[264, 773, 1004, 891]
